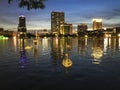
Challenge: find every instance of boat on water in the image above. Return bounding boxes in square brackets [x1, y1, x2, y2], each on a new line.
[62, 53, 72, 68]
[33, 31, 39, 46]
[25, 45, 33, 50]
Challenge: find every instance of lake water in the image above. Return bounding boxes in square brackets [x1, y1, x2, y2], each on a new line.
[0, 37, 120, 90]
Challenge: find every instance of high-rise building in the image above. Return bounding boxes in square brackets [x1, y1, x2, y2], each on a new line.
[19, 15, 26, 27]
[18, 15, 27, 38]
[77, 24, 88, 34]
[93, 18, 102, 30]
[51, 11, 64, 34]
[0, 28, 4, 32]
[64, 23, 73, 35]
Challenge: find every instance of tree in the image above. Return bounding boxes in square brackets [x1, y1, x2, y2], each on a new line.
[8, 0, 47, 10]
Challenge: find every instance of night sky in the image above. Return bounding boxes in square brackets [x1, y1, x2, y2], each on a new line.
[0, 0, 120, 31]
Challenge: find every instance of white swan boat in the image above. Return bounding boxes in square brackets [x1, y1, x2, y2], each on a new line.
[25, 45, 33, 50]
[62, 53, 72, 68]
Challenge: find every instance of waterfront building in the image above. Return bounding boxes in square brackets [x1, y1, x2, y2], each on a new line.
[3, 30, 15, 37]
[51, 11, 65, 35]
[0, 28, 4, 32]
[116, 27, 120, 34]
[18, 15, 27, 38]
[77, 24, 88, 35]
[93, 18, 102, 30]
[64, 23, 73, 35]
[0, 28, 15, 37]
[0, 28, 4, 35]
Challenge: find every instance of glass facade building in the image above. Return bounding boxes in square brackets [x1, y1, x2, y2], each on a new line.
[51, 11, 64, 34]
[93, 18, 102, 30]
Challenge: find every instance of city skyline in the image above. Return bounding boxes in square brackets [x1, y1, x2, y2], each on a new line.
[0, 0, 120, 31]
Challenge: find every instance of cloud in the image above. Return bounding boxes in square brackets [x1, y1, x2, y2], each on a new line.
[0, 16, 17, 25]
[99, 8, 120, 20]
[103, 23, 120, 28]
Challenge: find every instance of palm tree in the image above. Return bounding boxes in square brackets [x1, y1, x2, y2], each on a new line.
[8, 0, 46, 10]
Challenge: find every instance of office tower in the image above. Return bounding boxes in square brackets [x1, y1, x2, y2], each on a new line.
[77, 24, 88, 34]
[64, 23, 73, 35]
[18, 15, 27, 38]
[93, 18, 102, 30]
[51, 11, 64, 34]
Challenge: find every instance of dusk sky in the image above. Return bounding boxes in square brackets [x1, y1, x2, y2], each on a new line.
[0, 0, 120, 31]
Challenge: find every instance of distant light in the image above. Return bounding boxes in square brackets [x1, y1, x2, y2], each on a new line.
[105, 34, 111, 38]
[118, 34, 120, 37]
[13, 36, 17, 39]
[104, 27, 107, 30]
[85, 35, 88, 38]
[91, 47, 103, 59]
[0, 35, 8, 40]
[93, 18, 102, 22]
[19, 15, 25, 17]
[3, 37, 9, 40]
[0, 35, 4, 40]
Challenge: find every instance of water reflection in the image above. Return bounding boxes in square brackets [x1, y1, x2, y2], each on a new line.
[16, 37, 120, 68]
[51, 37, 73, 74]
[119, 38, 120, 49]
[115, 37, 119, 50]
[19, 49, 27, 68]
[33, 47, 39, 65]
[91, 38, 104, 64]
[51, 37, 73, 63]
[18, 38, 25, 50]
[18, 39, 27, 68]
[91, 47, 103, 64]
[2, 36, 120, 90]
[104, 38, 111, 54]
[111, 38, 117, 50]
[4, 35, 120, 90]
[42, 38, 49, 52]
[103, 37, 120, 54]
[51, 37, 60, 66]
[78, 38, 87, 56]
[12, 36, 17, 52]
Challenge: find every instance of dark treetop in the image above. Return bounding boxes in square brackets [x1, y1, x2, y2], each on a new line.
[8, 0, 46, 10]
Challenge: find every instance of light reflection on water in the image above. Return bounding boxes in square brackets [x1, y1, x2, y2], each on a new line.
[0, 37, 120, 89]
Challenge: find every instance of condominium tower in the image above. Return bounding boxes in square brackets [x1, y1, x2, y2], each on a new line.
[51, 11, 64, 34]
[93, 18, 102, 30]
[77, 24, 88, 34]
[18, 15, 27, 38]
